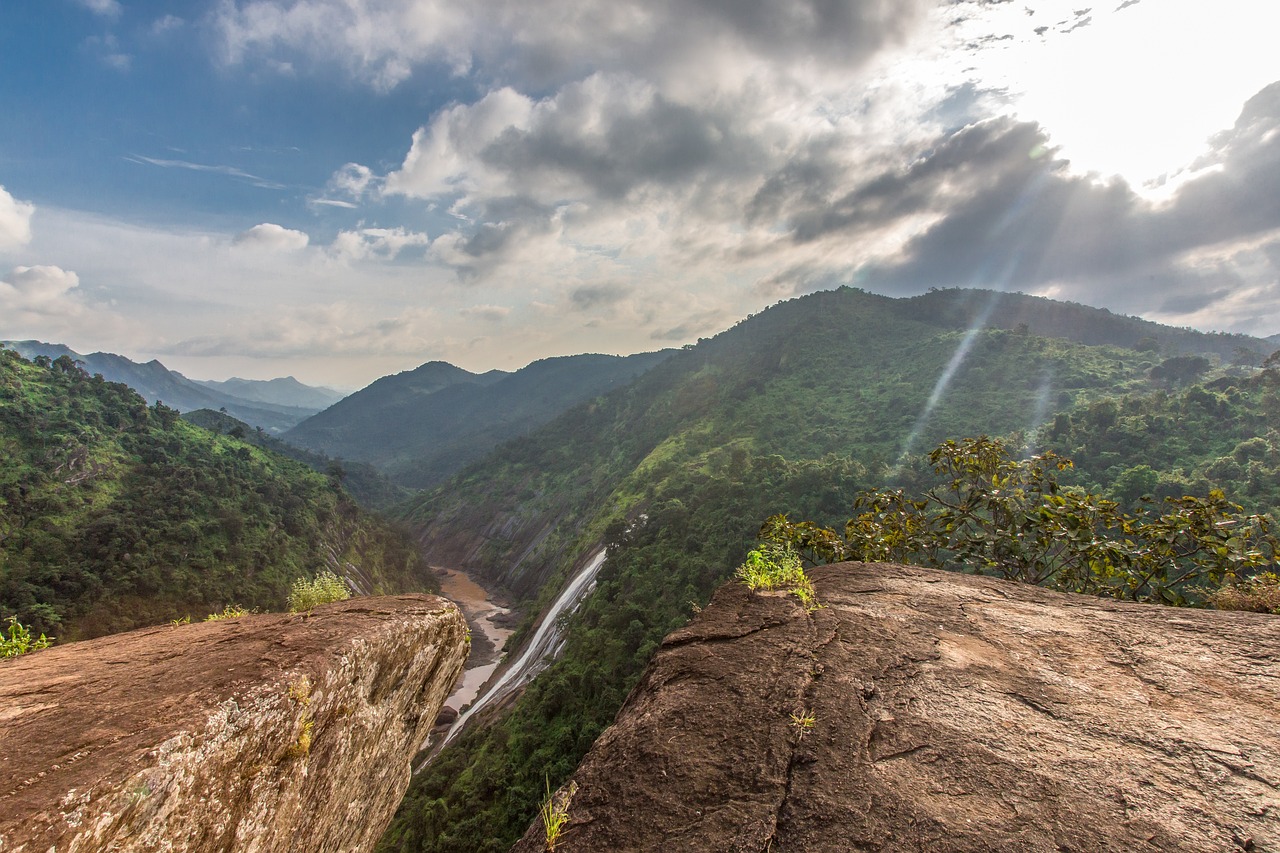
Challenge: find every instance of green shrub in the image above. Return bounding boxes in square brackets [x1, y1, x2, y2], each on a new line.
[204, 604, 251, 621]
[1, 615, 52, 658]
[735, 543, 816, 608]
[761, 436, 1279, 606]
[288, 570, 351, 612]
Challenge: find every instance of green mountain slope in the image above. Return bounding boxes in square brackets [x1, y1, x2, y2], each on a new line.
[3, 340, 320, 431]
[382, 287, 1277, 852]
[285, 352, 673, 489]
[182, 408, 411, 511]
[0, 349, 431, 641]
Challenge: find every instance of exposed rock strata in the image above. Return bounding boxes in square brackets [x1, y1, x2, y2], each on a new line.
[512, 563, 1280, 852]
[0, 595, 467, 852]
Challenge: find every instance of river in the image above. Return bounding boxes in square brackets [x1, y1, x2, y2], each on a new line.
[436, 567, 515, 714]
[417, 550, 608, 768]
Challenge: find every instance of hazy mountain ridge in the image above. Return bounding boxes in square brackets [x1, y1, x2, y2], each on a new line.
[285, 351, 673, 489]
[899, 289, 1275, 360]
[2, 341, 325, 432]
[195, 375, 345, 410]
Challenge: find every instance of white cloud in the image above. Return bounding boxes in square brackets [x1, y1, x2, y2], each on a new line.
[385, 87, 534, 199]
[0, 265, 115, 343]
[77, 0, 122, 18]
[150, 14, 184, 36]
[0, 186, 35, 252]
[232, 222, 310, 251]
[213, 0, 474, 92]
[0, 265, 80, 303]
[328, 162, 377, 198]
[328, 227, 429, 262]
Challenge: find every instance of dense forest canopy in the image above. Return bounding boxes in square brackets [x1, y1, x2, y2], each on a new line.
[0, 348, 431, 640]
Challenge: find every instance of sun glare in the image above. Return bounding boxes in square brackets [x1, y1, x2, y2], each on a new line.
[954, 0, 1280, 194]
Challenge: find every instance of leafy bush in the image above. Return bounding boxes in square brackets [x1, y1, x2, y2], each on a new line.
[1207, 572, 1280, 613]
[1, 615, 52, 658]
[735, 543, 816, 607]
[761, 436, 1279, 605]
[288, 570, 351, 612]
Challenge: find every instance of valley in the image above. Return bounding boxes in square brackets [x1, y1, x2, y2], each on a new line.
[3, 287, 1278, 853]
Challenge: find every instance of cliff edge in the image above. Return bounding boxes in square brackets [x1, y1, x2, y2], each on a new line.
[0, 595, 467, 852]
[513, 563, 1280, 852]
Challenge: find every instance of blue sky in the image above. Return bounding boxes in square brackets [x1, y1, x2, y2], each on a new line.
[2, 0, 1279, 387]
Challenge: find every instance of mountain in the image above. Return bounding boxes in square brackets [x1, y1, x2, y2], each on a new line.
[285, 352, 673, 489]
[0, 348, 433, 640]
[383, 287, 1279, 851]
[508, 563, 1280, 852]
[2, 341, 319, 432]
[182, 408, 411, 511]
[899, 288, 1268, 360]
[195, 375, 345, 410]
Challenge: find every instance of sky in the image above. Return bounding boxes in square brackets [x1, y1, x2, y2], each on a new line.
[1, 0, 1278, 389]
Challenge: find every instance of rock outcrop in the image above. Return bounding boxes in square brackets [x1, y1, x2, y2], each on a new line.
[0, 595, 467, 852]
[512, 563, 1280, 852]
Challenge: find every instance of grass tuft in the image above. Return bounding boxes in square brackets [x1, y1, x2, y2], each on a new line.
[539, 776, 576, 851]
[288, 570, 351, 612]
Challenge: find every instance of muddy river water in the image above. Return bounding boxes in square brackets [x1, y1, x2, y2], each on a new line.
[436, 567, 514, 714]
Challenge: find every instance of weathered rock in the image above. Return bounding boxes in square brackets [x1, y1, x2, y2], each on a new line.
[511, 563, 1280, 852]
[0, 595, 467, 852]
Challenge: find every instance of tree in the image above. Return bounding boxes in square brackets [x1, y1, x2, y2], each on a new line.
[760, 436, 1277, 605]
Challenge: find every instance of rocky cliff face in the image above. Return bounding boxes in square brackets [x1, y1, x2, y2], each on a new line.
[512, 563, 1280, 852]
[0, 595, 467, 852]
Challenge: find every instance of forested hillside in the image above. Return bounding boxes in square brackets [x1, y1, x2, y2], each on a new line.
[3, 340, 322, 432]
[182, 408, 410, 511]
[381, 287, 1277, 852]
[285, 352, 672, 489]
[0, 348, 431, 641]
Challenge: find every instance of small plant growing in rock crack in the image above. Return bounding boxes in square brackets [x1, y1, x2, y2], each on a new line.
[170, 615, 191, 627]
[204, 604, 251, 622]
[286, 676, 314, 758]
[735, 543, 819, 610]
[1, 615, 52, 658]
[789, 709, 816, 740]
[539, 776, 576, 851]
[288, 570, 351, 612]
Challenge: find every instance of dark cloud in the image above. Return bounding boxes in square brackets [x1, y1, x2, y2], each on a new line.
[755, 81, 1280, 322]
[480, 90, 760, 201]
[1158, 287, 1232, 315]
[1157, 82, 1280, 248]
[485, 0, 931, 88]
[571, 283, 633, 310]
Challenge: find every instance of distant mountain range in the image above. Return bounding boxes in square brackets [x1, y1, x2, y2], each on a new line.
[284, 352, 674, 489]
[195, 376, 344, 410]
[2, 341, 340, 432]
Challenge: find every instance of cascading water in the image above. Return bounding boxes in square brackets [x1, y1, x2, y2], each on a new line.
[430, 549, 607, 755]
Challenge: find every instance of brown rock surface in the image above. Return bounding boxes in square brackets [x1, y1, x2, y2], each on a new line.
[0, 594, 467, 852]
[511, 563, 1280, 852]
